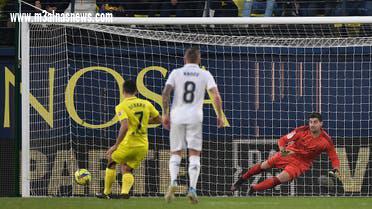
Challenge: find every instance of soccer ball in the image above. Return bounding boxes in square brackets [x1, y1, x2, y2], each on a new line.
[74, 169, 91, 185]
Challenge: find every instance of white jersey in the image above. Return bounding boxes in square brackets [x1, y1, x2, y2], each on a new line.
[165, 63, 217, 124]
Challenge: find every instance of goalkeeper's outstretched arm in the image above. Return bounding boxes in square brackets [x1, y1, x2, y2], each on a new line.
[326, 139, 340, 174]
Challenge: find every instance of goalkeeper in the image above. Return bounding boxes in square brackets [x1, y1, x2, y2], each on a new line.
[96, 80, 161, 199]
[231, 112, 340, 193]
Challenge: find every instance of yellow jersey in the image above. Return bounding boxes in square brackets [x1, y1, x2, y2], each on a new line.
[115, 96, 159, 148]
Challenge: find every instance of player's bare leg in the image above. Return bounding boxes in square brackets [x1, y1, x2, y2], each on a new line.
[165, 150, 182, 203]
[231, 160, 271, 192]
[250, 170, 291, 194]
[96, 160, 116, 199]
[120, 164, 134, 199]
[186, 149, 200, 204]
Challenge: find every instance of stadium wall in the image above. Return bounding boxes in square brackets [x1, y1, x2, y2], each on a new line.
[0, 47, 17, 196]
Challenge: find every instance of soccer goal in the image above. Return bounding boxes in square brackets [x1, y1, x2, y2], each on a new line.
[21, 17, 372, 197]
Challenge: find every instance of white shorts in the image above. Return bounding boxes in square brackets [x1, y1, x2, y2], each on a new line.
[169, 123, 202, 152]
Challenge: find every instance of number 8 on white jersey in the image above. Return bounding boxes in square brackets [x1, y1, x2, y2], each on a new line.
[165, 63, 217, 124]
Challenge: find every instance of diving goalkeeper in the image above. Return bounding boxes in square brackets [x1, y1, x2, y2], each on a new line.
[231, 112, 340, 193]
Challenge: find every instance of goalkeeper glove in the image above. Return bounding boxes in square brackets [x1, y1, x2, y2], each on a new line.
[328, 168, 340, 177]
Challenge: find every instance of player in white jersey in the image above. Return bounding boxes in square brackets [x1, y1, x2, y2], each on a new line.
[162, 47, 223, 204]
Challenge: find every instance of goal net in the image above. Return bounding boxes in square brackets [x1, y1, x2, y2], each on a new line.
[22, 17, 372, 197]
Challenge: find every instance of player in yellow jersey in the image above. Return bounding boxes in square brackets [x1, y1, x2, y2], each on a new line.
[96, 80, 161, 199]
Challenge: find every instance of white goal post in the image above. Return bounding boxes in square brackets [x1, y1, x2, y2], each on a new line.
[21, 17, 372, 197]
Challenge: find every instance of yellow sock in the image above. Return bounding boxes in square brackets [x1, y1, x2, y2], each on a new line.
[104, 168, 116, 195]
[121, 173, 134, 194]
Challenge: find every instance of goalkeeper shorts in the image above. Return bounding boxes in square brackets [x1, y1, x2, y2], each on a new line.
[267, 152, 310, 179]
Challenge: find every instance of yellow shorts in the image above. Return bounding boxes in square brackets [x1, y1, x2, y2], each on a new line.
[111, 146, 148, 169]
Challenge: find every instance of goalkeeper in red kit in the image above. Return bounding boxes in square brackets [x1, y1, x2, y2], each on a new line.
[231, 112, 340, 193]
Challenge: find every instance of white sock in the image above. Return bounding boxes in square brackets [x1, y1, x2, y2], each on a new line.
[169, 154, 181, 185]
[188, 156, 201, 190]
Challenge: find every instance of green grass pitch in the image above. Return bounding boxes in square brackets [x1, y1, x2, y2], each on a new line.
[1, 197, 372, 209]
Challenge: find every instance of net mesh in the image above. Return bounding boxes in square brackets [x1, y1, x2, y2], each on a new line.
[27, 22, 372, 196]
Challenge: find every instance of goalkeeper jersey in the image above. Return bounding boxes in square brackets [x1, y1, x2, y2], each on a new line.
[278, 125, 340, 169]
[115, 96, 159, 147]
